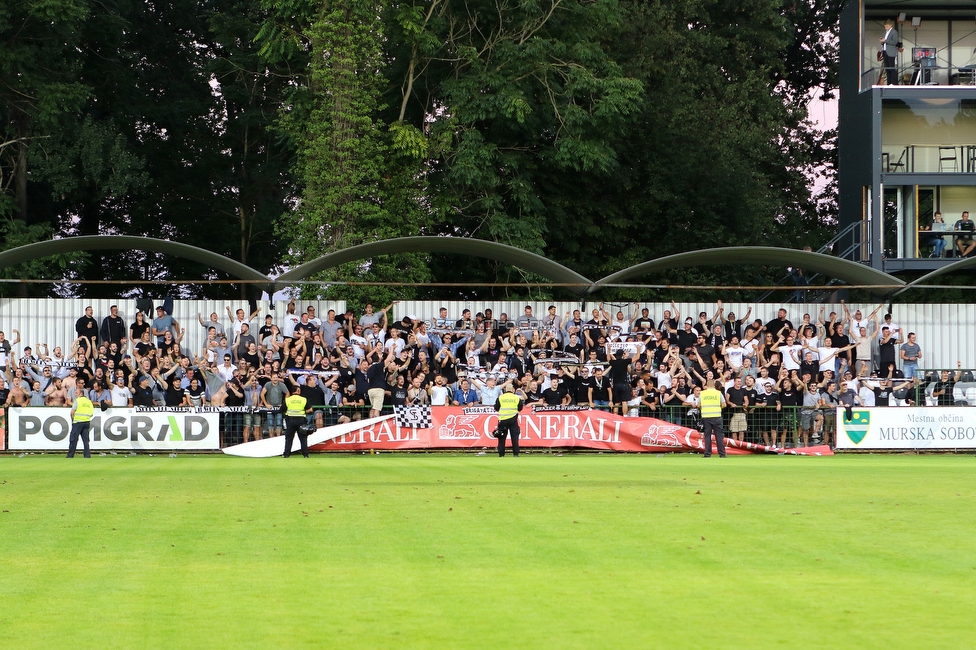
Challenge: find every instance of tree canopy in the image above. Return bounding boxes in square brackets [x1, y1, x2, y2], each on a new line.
[1, 0, 844, 302]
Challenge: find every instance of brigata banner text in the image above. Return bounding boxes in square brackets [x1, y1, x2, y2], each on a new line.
[835, 406, 976, 449]
[8, 407, 220, 451]
[311, 407, 831, 455]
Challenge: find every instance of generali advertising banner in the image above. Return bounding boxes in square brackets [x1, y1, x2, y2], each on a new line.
[312, 406, 832, 455]
[836, 406, 976, 450]
[8, 407, 221, 451]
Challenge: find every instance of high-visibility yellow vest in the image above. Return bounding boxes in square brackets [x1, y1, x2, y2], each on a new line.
[700, 389, 723, 419]
[73, 396, 95, 423]
[285, 394, 308, 418]
[497, 392, 521, 421]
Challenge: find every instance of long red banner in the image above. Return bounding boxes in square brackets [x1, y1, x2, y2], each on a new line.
[310, 406, 832, 455]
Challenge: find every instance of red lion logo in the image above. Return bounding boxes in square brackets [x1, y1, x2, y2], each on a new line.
[438, 414, 482, 439]
[641, 424, 683, 448]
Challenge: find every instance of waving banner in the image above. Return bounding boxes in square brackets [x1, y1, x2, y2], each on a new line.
[311, 406, 832, 455]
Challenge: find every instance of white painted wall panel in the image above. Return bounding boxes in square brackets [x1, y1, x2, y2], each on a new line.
[0, 298, 343, 364]
[0, 298, 966, 371]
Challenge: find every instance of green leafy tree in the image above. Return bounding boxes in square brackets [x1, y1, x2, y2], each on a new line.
[259, 0, 431, 305]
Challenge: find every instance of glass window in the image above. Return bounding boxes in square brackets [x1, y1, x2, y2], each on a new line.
[882, 98, 976, 172]
[860, 17, 976, 90]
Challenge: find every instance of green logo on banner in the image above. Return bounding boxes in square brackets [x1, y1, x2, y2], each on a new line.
[844, 410, 871, 444]
[167, 416, 183, 441]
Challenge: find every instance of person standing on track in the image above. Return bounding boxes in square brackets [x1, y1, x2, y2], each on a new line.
[66, 378, 94, 459]
[700, 380, 727, 459]
[282, 386, 312, 458]
[493, 384, 524, 457]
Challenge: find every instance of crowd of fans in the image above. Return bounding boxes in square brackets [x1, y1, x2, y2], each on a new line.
[0, 298, 961, 449]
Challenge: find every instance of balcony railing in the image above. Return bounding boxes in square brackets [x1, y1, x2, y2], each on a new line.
[883, 145, 976, 174]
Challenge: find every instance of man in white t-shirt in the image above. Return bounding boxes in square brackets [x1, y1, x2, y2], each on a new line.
[217, 355, 237, 382]
[878, 314, 902, 342]
[383, 329, 405, 356]
[781, 335, 803, 372]
[281, 302, 300, 339]
[110, 376, 133, 406]
[227, 306, 259, 339]
[429, 376, 450, 406]
[858, 377, 878, 406]
[813, 337, 855, 375]
[723, 336, 745, 371]
[348, 324, 369, 360]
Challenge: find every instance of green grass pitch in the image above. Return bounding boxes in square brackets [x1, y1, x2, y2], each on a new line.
[1, 453, 974, 649]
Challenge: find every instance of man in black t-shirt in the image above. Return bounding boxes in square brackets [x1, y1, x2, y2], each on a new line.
[632, 308, 654, 333]
[542, 377, 570, 405]
[132, 375, 155, 407]
[754, 383, 781, 447]
[765, 309, 794, 341]
[933, 366, 962, 406]
[588, 367, 612, 411]
[705, 323, 724, 351]
[607, 351, 633, 415]
[725, 377, 749, 442]
[676, 320, 699, 360]
[693, 336, 715, 373]
[563, 333, 585, 361]
[573, 368, 593, 405]
[954, 211, 975, 257]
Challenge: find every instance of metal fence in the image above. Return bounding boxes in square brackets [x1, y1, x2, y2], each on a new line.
[204, 404, 832, 450]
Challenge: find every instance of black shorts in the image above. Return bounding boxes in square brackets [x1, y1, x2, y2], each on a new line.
[612, 384, 632, 403]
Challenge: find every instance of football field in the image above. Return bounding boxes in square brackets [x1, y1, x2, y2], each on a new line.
[1, 453, 973, 648]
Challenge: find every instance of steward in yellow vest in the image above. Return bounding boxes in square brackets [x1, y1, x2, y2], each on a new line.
[282, 386, 312, 458]
[700, 387, 724, 420]
[493, 385, 524, 457]
[67, 378, 93, 459]
[700, 381, 727, 459]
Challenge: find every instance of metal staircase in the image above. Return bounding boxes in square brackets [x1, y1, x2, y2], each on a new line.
[756, 222, 865, 303]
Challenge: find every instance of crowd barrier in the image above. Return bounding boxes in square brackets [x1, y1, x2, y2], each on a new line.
[3, 404, 975, 452]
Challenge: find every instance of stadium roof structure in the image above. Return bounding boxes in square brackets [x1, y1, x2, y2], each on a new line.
[0, 235, 918, 297]
[889, 256, 976, 299]
[0, 235, 275, 295]
[275, 236, 591, 289]
[589, 247, 905, 294]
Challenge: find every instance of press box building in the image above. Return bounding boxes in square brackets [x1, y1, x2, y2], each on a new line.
[839, 0, 976, 272]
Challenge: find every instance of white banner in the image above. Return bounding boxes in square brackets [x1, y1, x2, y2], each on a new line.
[835, 406, 976, 449]
[8, 407, 221, 451]
[222, 415, 395, 458]
[606, 341, 645, 355]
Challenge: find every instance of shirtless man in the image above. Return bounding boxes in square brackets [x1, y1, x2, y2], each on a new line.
[5, 378, 29, 406]
[45, 377, 69, 406]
